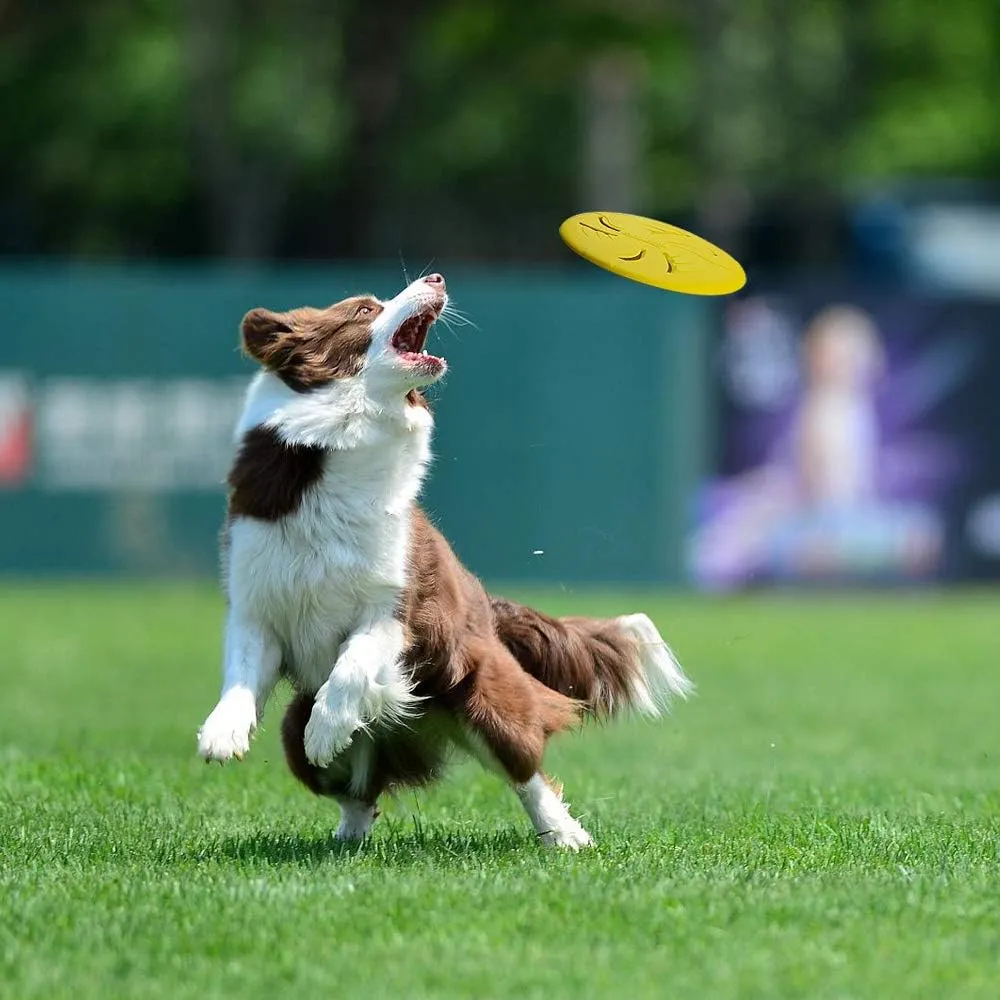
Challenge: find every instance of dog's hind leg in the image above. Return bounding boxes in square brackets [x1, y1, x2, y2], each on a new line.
[334, 798, 379, 841]
[458, 637, 593, 850]
[282, 694, 380, 841]
[515, 773, 593, 850]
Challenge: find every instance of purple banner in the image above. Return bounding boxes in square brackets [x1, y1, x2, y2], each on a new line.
[688, 288, 1000, 589]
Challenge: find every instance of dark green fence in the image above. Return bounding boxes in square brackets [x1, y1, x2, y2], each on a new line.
[0, 263, 710, 584]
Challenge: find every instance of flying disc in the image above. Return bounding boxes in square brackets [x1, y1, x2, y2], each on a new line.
[559, 211, 746, 296]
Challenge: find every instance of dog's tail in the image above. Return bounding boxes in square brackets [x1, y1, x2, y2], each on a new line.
[490, 597, 693, 720]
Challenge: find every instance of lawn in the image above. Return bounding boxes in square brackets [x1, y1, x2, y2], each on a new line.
[1, 584, 998, 999]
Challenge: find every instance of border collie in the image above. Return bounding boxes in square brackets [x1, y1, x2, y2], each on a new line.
[197, 274, 692, 849]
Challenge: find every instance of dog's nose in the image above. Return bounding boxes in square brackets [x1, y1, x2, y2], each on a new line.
[423, 273, 446, 289]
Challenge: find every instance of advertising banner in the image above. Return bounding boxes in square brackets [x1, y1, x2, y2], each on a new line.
[689, 287, 1000, 588]
[0, 264, 708, 582]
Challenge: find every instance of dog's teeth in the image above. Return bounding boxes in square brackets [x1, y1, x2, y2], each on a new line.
[421, 349, 428, 355]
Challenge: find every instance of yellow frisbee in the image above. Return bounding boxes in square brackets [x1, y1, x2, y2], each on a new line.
[559, 211, 746, 296]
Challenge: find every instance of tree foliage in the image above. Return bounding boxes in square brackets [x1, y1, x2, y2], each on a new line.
[0, 0, 996, 261]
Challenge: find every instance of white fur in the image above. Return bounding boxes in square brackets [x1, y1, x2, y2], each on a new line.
[346, 739, 375, 799]
[197, 687, 257, 762]
[198, 612, 281, 761]
[304, 615, 413, 766]
[516, 774, 593, 850]
[460, 729, 593, 850]
[334, 798, 379, 841]
[199, 278, 445, 766]
[615, 613, 694, 716]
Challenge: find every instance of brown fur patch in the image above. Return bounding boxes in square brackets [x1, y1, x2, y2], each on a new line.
[455, 637, 583, 782]
[227, 425, 325, 521]
[281, 692, 330, 796]
[280, 695, 451, 801]
[490, 598, 641, 718]
[241, 295, 381, 392]
[398, 511, 585, 783]
[365, 719, 452, 796]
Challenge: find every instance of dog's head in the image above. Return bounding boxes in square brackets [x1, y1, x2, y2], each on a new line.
[240, 274, 448, 396]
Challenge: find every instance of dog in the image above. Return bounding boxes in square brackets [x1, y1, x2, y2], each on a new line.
[197, 273, 692, 848]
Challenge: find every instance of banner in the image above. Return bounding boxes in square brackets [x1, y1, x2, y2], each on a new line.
[0, 374, 246, 493]
[688, 287, 1000, 588]
[0, 264, 709, 581]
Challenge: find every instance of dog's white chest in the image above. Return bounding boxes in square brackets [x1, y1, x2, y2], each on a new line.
[227, 416, 429, 691]
[229, 508, 406, 686]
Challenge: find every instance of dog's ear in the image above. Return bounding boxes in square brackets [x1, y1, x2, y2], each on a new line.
[240, 308, 293, 363]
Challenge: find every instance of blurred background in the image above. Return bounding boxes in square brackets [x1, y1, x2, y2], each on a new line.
[2, 0, 999, 588]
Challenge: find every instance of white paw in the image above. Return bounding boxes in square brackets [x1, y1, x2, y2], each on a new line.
[334, 821, 368, 842]
[539, 822, 594, 851]
[334, 803, 378, 842]
[198, 690, 256, 763]
[303, 700, 360, 768]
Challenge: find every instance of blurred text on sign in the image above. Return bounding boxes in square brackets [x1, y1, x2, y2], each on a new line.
[0, 374, 245, 492]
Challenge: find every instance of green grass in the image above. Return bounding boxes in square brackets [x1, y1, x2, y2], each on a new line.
[1, 584, 998, 999]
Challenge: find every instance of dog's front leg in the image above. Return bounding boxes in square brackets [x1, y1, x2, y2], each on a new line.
[198, 610, 281, 763]
[303, 610, 418, 768]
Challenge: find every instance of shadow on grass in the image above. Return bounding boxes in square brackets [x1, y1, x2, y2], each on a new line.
[204, 822, 537, 868]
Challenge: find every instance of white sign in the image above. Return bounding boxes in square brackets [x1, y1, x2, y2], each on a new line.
[2, 373, 248, 492]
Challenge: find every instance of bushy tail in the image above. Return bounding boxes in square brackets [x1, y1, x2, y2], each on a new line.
[490, 597, 693, 719]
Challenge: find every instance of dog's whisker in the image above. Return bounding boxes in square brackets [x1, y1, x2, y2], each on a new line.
[435, 316, 465, 340]
[440, 304, 477, 330]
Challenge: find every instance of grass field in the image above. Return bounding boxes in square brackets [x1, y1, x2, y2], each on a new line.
[1, 584, 998, 999]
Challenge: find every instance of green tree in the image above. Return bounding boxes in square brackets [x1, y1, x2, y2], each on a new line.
[1, 0, 998, 261]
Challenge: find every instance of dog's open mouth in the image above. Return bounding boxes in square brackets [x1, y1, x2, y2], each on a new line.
[391, 307, 445, 372]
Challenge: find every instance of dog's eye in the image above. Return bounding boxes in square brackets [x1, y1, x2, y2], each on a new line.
[357, 304, 373, 317]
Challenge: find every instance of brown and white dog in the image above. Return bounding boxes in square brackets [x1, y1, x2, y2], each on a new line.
[197, 274, 692, 848]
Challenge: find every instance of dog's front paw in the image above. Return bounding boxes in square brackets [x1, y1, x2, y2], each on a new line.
[198, 690, 257, 763]
[303, 700, 360, 767]
[539, 823, 594, 851]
